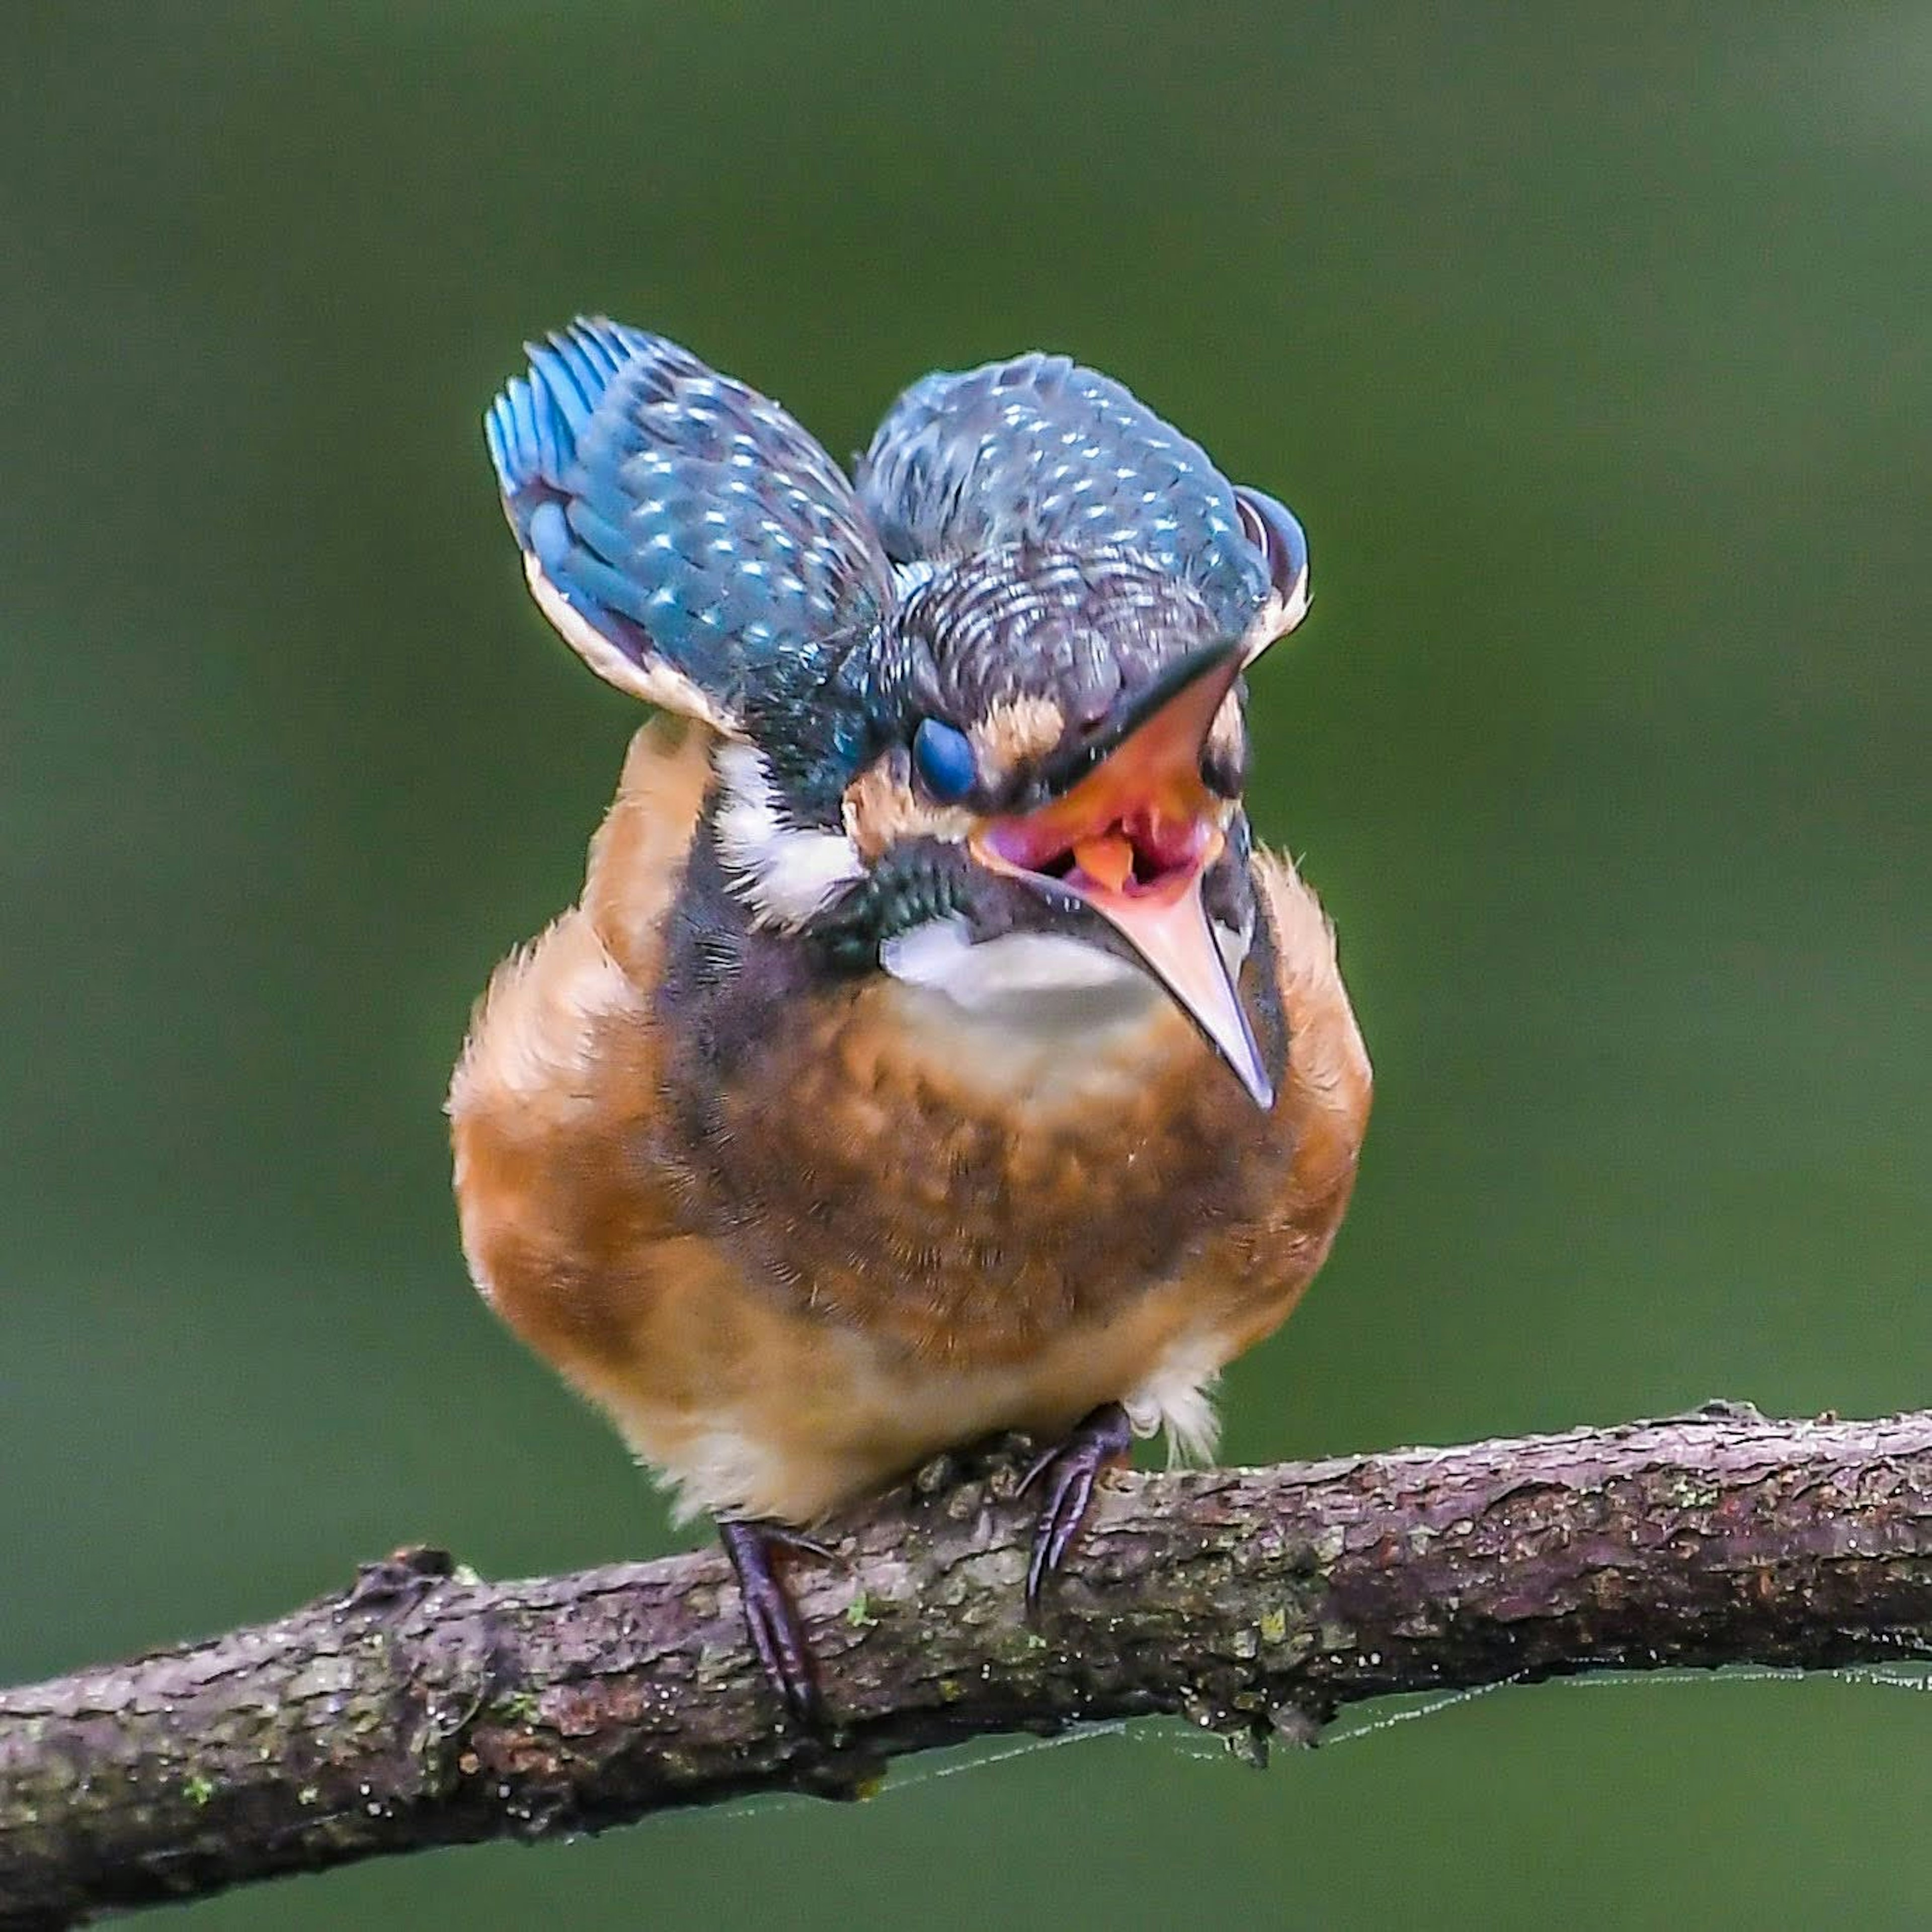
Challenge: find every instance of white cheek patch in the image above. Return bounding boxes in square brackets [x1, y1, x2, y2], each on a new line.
[713, 742, 865, 931]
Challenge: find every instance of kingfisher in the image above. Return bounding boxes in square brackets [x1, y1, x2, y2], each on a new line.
[449, 318, 1371, 1724]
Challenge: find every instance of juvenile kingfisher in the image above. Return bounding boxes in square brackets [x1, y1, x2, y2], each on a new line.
[450, 318, 1371, 1722]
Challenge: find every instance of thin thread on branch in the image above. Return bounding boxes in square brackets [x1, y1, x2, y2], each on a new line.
[5, 1407, 1932, 1928]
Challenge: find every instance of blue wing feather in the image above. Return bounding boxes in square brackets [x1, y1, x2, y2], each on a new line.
[854, 353, 1273, 636]
[485, 317, 889, 726]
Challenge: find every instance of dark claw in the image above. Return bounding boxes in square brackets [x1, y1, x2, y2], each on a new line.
[1017, 1401, 1135, 1606]
[717, 1518, 833, 1728]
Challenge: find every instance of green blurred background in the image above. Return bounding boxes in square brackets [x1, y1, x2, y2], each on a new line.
[4, 2, 1928, 1924]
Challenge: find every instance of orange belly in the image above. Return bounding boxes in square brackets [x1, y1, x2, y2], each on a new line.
[551, 1230, 1235, 1524]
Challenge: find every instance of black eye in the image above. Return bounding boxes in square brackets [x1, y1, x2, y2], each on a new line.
[912, 717, 977, 803]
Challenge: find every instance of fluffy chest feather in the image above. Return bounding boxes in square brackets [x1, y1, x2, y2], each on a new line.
[651, 844, 1290, 1365]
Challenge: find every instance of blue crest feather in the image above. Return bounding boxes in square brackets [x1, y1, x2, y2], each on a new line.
[854, 353, 1273, 638]
[485, 318, 890, 727]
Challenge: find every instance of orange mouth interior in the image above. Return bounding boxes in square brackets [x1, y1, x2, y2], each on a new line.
[973, 715, 1226, 910]
[980, 804, 1222, 906]
[961, 638, 1272, 1108]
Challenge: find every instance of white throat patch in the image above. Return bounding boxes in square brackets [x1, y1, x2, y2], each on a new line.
[880, 918, 1166, 1104]
[876, 912, 1261, 1108]
[879, 918, 1156, 1029]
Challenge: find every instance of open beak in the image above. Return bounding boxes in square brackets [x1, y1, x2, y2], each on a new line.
[970, 640, 1273, 1108]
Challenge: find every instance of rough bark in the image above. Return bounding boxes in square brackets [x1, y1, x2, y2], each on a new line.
[6, 1406, 1932, 1928]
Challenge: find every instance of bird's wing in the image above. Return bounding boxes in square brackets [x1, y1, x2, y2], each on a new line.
[854, 353, 1307, 646]
[447, 715, 711, 1426]
[486, 318, 892, 733]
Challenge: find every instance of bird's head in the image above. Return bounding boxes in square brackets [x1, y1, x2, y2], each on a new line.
[485, 323, 1309, 1106]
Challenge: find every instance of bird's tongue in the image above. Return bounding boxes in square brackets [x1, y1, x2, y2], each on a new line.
[1072, 830, 1134, 894]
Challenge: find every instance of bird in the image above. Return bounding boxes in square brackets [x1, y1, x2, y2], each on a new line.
[449, 317, 1372, 1724]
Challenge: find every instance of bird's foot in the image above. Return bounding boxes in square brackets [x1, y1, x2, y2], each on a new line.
[1017, 1400, 1135, 1606]
[717, 1517, 837, 1729]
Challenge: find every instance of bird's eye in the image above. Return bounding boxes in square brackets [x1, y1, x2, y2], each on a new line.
[912, 718, 977, 803]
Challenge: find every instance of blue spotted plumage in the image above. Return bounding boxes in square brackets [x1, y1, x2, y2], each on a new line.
[854, 352, 1283, 639]
[482, 325, 1308, 811]
[485, 317, 891, 730]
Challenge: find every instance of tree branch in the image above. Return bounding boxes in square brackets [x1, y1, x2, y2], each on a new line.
[6, 1407, 1932, 1927]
